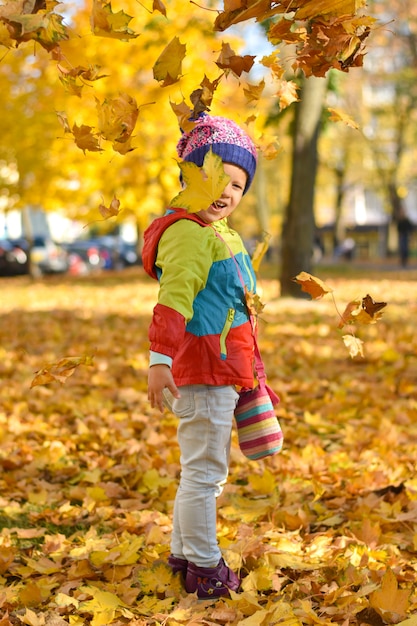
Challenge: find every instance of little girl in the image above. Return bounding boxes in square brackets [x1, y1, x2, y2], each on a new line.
[142, 114, 259, 598]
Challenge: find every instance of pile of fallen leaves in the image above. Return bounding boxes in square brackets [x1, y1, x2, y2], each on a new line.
[1, 266, 416, 626]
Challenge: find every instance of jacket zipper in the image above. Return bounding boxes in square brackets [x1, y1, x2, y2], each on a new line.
[220, 308, 235, 360]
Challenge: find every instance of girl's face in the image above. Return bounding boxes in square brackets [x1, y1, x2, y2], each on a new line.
[196, 162, 248, 224]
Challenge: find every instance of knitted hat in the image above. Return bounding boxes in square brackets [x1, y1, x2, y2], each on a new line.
[176, 114, 257, 194]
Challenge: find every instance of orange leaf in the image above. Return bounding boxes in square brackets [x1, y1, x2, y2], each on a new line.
[293, 271, 333, 299]
[338, 299, 361, 328]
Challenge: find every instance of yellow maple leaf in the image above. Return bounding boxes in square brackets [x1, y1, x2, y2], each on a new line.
[170, 148, 231, 214]
[96, 93, 139, 144]
[137, 562, 182, 596]
[275, 79, 300, 110]
[369, 568, 411, 622]
[79, 586, 133, 626]
[91, 0, 138, 41]
[153, 36, 186, 86]
[4, 12, 68, 52]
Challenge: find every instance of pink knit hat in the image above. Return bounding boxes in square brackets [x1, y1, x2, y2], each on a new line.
[176, 114, 257, 194]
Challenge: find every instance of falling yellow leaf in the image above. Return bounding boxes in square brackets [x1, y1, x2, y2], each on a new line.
[327, 106, 359, 129]
[153, 36, 186, 86]
[91, 0, 138, 40]
[251, 232, 271, 273]
[96, 93, 139, 144]
[275, 79, 300, 109]
[170, 148, 231, 214]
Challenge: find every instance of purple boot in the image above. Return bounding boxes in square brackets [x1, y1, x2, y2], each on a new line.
[168, 554, 188, 578]
[185, 557, 240, 599]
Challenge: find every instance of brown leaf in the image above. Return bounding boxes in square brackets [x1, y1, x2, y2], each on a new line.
[215, 41, 255, 77]
[98, 195, 121, 220]
[362, 294, 387, 318]
[243, 79, 265, 104]
[170, 100, 195, 133]
[190, 74, 223, 117]
[72, 123, 102, 153]
[153, 0, 166, 17]
[31, 355, 94, 388]
[339, 294, 387, 328]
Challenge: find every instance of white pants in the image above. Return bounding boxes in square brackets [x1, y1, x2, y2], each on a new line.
[164, 384, 239, 567]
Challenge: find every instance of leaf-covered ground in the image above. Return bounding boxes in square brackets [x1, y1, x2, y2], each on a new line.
[1, 265, 417, 626]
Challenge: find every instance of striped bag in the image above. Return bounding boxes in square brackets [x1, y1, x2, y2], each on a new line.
[235, 371, 283, 461]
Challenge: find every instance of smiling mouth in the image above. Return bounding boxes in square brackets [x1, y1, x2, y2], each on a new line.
[212, 201, 227, 210]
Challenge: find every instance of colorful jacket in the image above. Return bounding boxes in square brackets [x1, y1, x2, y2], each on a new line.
[142, 208, 256, 388]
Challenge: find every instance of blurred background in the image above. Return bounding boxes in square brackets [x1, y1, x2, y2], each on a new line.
[1, 0, 416, 280]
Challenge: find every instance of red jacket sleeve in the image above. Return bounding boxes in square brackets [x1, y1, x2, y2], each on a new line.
[149, 303, 187, 358]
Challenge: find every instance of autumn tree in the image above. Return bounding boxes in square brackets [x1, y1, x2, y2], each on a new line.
[363, 0, 417, 223]
[280, 75, 328, 296]
[0, 0, 375, 272]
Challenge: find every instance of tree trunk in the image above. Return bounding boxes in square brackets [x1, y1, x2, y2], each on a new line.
[280, 75, 328, 297]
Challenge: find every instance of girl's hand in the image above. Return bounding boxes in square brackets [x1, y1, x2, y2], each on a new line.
[148, 364, 180, 413]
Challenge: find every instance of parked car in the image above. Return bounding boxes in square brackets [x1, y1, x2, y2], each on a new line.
[93, 236, 140, 269]
[62, 240, 110, 274]
[63, 237, 140, 274]
[0, 238, 29, 276]
[29, 237, 69, 276]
